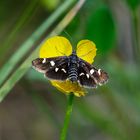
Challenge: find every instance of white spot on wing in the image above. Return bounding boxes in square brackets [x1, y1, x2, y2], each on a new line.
[79, 73, 84, 76]
[98, 69, 101, 75]
[86, 74, 90, 78]
[50, 61, 55, 66]
[55, 67, 59, 72]
[90, 69, 94, 74]
[61, 68, 66, 73]
[42, 58, 46, 63]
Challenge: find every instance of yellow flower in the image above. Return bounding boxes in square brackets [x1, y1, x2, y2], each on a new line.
[39, 36, 97, 97]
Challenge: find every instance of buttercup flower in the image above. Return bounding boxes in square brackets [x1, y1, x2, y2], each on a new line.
[39, 36, 97, 97]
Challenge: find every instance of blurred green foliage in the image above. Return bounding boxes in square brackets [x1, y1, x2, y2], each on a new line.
[0, 0, 140, 140]
[126, 0, 140, 10]
[86, 4, 116, 54]
[41, 0, 60, 10]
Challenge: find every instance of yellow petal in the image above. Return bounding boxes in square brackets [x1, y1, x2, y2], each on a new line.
[51, 80, 85, 97]
[76, 40, 97, 64]
[39, 36, 72, 58]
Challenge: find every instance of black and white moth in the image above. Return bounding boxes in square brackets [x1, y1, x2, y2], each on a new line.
[32, 51, 108, 88]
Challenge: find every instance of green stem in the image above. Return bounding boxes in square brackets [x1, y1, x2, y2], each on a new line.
[60, 94, 74, 140]
[132, 9, 140, 63]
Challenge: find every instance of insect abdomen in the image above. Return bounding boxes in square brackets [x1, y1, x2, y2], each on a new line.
[68, 63, 78, 82]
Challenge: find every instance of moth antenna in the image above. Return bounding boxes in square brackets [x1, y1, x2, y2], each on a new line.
[63, 30, 75, 50]
[77, 41, 96, 58]
[54, 45, 66, 56]
[54, 31, 74, 56]
[79, 49, 94, 57]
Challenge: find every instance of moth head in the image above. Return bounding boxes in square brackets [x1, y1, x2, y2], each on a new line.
[32, 58, 47, 73]
[32, 58, 43, 65]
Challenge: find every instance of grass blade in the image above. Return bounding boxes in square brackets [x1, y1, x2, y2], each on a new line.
[0, 0, 39, 58]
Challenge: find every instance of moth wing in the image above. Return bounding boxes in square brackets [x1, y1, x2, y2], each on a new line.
[78, 59, 108, 88]
[78, 66, 97, 88]
[32, 56, 69, 81]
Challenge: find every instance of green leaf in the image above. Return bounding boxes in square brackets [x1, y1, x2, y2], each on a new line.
[86, 4, 116, 54]
[126, 0, 140, 10]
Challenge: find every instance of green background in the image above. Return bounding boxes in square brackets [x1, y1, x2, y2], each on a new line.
[0, 0, 140, 139]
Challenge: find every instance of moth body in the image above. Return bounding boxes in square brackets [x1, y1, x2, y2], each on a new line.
[68, 51, 79, 83]
[32, 50, 108, 88]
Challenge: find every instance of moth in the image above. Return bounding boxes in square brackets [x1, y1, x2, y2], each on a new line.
[32, 50, 108, 88]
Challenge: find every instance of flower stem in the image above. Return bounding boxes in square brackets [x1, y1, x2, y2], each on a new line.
[60, 94, 74, 140]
